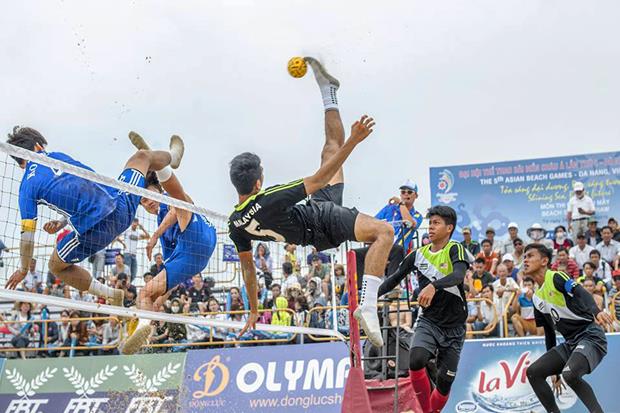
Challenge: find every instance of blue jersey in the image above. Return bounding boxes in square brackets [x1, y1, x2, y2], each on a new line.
[18, 151, 117, 235]
[157, 202, 180, 260]
[375, 204, 423, 250]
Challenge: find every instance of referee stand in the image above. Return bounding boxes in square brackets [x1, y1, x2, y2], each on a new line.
[342, 248, 422, 412]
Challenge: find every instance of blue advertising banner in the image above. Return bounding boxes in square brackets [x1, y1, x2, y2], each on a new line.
[180, 342, 350, 413]
[430, 151, 620, 241]
[447, 334, 620, 413]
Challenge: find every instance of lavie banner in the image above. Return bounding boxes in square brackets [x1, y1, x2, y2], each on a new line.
[0, 353, 184, 413]
[180, 342, 350, 413]
[430, 151, 620, 241]
[447, 334, 620, 413]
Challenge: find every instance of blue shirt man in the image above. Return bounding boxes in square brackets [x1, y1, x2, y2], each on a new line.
[375, 179, 423, 252]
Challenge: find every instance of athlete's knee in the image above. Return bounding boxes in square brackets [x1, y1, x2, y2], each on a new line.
[561, 364, 585, 387]
[126, 150, 151, 170]
[375, 222, 394, 243]
[526, 360, 545, 382]
[436, 370, 456, 395]
[48, 254, 68, 275]
[409, 347, 432, 371]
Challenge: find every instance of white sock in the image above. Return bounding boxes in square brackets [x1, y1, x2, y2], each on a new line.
[88, 278, 116, 299]
[156, 166, 172, 183]
[359, 275, 382, 308]
[321, 84, 338, 111]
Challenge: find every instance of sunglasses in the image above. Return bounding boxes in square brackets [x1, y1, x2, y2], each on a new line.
[400, 190, 414, 195]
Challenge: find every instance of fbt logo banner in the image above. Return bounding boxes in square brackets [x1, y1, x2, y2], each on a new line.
[447, 335, 620, 413]
[181, 342, 350, 413]
[0, 353, 184, 413]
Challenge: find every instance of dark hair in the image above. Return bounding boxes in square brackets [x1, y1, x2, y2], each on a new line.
[271, 283, 281, 291]
[609, 217, 618, 224]
[482, 284, 494, 292]
[513, 237, 524, 246]
[554, 225, 567, 233]
[481, 239, 492, 247]
[583, 261, 596, 270]
[426, 205, 457, 235]
[474, 257, 486, 265]
[229, 152, 262, 195]
[295, 295, 309, 311]
[576, 233, 586, 239]
[7, 126, 48, 164]
[523, 276, 535, 285]
[589, 249, 601, 258]
[144, 171, 162, 192]
[524, 244, 553, 265]
[282, 262, 293, 275]
[115, 252, 124, 259]
[557, 247, 569, 255]
[143, 271, 153, 278]
[601, 226, 612, 233]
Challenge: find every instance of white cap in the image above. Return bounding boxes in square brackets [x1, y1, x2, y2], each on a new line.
[502, 253, 514, 262]
[573, 181, 584, 191]
[508, 222, 519, 230]
[529, 223, 544, 230]
[399, 179, 418, 193]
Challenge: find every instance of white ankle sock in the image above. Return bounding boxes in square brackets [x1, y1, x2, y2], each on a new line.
[359, 275, 381, 308]
[88, 278, 116, 299]
[320, 84, 339, 111]
[156, 166, 172, 183]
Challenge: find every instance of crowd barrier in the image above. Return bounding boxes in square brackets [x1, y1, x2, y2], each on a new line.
[0, 334, 618, 413]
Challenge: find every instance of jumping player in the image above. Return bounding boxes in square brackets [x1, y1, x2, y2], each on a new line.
[121, 133, 217, 355]
[228, 58, 394, 346]
[523, 243, 612, 413]
[5, 126, 184, 307]
[378, 206, 469, 413]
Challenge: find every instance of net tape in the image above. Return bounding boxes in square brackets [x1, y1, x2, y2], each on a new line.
[0, 142, 227, 221]
[0, 289, 346, 340]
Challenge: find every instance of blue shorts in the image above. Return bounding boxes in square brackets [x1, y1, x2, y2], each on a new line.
[56, 169, 145, 263]
[163, 213, 217, 290]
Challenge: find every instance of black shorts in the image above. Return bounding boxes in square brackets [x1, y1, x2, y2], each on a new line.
[412, 317, 466, 376]
[555, 324, 607, 373]
[294, 183, 359, 251]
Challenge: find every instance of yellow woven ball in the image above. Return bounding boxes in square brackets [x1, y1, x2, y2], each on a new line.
[287, 57, 307, 78]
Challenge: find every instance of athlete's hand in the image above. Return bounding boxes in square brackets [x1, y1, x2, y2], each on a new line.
[145, 236, 157, 261]
[418, 283, 437, 308]
[552, 374, 565, 397]
[238, 311, 259, 338]
[6, 269, 28, 290]
[349, 115, 375, 145]
[43, 220, 66, 234]
[389, 196, 401, 205]
[595, 311, 613, 329]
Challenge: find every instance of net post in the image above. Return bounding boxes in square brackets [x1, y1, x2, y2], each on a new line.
[341, 249, 372, 413]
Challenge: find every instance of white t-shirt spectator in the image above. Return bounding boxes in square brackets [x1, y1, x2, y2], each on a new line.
[281, 275, 300, 295]
[112, 264, 131, 277]
[595, 240, 620, 265]
[567, 195, 595, 220]
[492, 278, 519, 314]
[569, 244, 595, 269]
[23, 270, 42, 291]
[594, 261, 612, 284]
[122, 227, 141, 255]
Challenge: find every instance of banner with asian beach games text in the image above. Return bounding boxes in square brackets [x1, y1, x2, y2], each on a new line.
[0, 353, 185, 413]
[447, 334, 620, 413]
[430, 151, 620, 241]
[179, 342, 350, 413]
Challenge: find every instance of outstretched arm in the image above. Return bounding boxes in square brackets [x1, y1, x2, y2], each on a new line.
[238, 251, 259, 336]
[378, 251, 416, 297]
[6, 221, 36, 289]
[146, 208, 178, 260]
[303, 115, 375, 195]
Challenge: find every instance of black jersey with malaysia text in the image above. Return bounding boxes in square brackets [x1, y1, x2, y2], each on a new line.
[228, 179, 309, 253]
[394, 241, 470, 328]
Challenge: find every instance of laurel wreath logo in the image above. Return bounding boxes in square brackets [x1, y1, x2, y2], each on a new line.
[123, 362, 181, 393]
[5, 367, 57, 399]
[63, 365, 118, 397]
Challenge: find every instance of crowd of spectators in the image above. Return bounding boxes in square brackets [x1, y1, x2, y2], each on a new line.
[2, 181, 620, 359]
